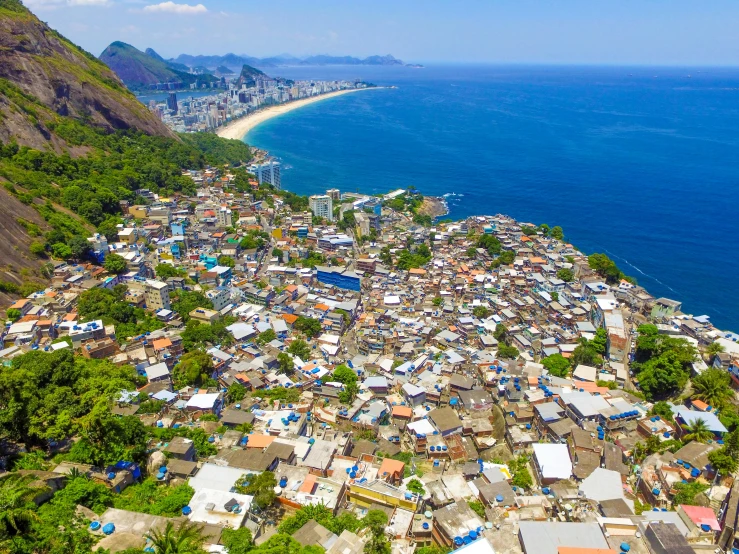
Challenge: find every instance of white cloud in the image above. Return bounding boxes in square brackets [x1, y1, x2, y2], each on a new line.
[68, 0, 110, 5]
[142, 1, 206, 14]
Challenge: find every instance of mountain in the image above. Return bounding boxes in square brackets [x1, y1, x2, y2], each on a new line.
[0, 0, 254, 310]
[0, 0, 172, 149]
[239, 64, 268, 88]
[169, 52, 408, 71]
[99, 42, 218, 91]
[144, 47, 165, 62]
[173, 53, 268, 71]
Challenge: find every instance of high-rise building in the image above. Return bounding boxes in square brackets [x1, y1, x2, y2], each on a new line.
[248, 160, 281, 189]
[167, 92, 178, 114]
[217, 207, 233, 227]
[326, 188, 341, 203]
[309, 194, 334, 222]
[144, 279, 171, 311]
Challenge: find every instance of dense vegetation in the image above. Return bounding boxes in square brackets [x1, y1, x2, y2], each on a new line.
[0, 120, 252, 259]
[588, 252, 636, 285]
[632, 324, 697, 399]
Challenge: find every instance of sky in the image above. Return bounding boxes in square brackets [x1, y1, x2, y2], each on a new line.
[23, 0, 739, 65]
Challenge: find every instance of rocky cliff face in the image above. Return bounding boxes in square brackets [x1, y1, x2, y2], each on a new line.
[0, 0, 173, 150]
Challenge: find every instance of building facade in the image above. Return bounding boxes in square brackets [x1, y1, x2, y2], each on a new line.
[309, 195, 334, 222]
[248, 161, 281, 189]
[144, 279, 171, 311]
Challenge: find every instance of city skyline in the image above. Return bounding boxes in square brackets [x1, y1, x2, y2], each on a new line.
[23, 0, 739, 66]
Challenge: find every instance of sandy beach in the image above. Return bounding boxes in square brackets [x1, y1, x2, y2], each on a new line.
[216, 88, 376, 141]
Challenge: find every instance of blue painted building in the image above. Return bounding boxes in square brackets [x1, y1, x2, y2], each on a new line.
[316, 266, 361, 292]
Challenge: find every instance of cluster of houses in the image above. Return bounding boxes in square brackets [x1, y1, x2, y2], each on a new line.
[4, 177, 739, 554]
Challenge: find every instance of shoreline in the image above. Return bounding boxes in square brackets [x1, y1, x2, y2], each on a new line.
[216, 88, 377, 141]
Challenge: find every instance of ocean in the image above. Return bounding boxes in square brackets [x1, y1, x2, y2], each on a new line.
[244, 65, 739, 331]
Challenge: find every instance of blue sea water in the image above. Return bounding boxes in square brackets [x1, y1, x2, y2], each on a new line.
[244, 65, 739, 331]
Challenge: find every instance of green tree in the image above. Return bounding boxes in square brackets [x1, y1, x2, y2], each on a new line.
[29, 241, 47, 257]
[51, 242, 72, 260]
[683, 418, 713, 443]
[706, 342, 725, 359]
[221, 527, 253, 554]
[227, 382, 246, 404]
[432, 297, 443, 306]
[146, 521, 205, 554]
[497, 344, 519, 360]
[172, 290, 213, 321]
[493, 323, 507, 342]
[406, 478, 425, 496]
[650, 401, 674, 422]
[333, 364, 358, 385]
[550, 226, 564, 240]
[277, 352, 294, 374]
[542, 353, 570, 377]
[672, 482, 708, 506]
[6, 308, 21, 322]
[256, 328, 277, 345]
[509, 455, 533, 490]
[691, 368, 733, 409]
[173, 351, 214, 387]
[339, 382, 360, 404]
[68, 235, 92, 260]
[156, 263, 184, 279]
[218, 255, 236, 268]
[364, 510, 391, 554]
[235, 471, 277, 510]
[466, 247, 477, 258]
[468, 500, 486, 518]
[556, 268, 574, 282]
[287, 339, 311, 360]
[472, 305, 490, 319]
[104, 253, 128, 274]
[0, 474, 43, 543]
[294, 316, 322, 339]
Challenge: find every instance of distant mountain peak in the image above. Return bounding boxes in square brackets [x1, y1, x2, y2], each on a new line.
[99, 41, 218, 91]
[145, 47, 165, 62]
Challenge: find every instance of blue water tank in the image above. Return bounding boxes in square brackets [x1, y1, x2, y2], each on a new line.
[182, 506, 192, 515]
[89, 521, 101, 531]
[102, 523, 115, 535]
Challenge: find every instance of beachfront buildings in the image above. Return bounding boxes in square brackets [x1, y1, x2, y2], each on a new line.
[248, 160, 281, 190]
[309, 194, 334, 221]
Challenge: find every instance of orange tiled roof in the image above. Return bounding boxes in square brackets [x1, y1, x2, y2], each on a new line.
[692, 399, 709, 411]
[282, 314, 299, 325]
[152, 338, 173, 350]
[245, 434, 275, 448]
[299, 473, 317, 494]
[378, 458, 405, 479]
[392, 406, 413, 418]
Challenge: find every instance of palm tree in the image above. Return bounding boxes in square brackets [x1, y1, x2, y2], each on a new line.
[691, 368, 733, 409]
[0, 474, 44, 542]
[146, 521, 204, 554]
[684, 418, 714, 443]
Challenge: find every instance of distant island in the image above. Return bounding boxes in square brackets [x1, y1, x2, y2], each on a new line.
[99, 43, 422, 92]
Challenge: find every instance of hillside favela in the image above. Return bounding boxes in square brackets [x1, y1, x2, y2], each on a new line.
[1, 2, 739, 554]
